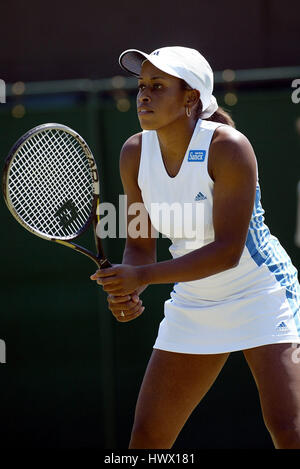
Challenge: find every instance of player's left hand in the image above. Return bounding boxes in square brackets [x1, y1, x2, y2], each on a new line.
[90, 264, 144, 296]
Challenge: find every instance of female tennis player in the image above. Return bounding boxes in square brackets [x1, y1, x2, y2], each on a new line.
[91, 46, 300, 449]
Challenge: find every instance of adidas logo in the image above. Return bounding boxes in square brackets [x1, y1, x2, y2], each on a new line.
[276, 321, 289, 332]
[195, 192, 207, 201]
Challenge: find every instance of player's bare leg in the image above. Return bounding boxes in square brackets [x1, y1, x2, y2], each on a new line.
[129, 349, 229, 449]
[244, 343, 300, 449]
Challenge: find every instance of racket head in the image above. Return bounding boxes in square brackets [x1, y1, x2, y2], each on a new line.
[2, 123, 100, 242]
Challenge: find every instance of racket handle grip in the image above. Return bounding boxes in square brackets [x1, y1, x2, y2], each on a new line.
[98, 258, 112, 269]
[97, 258, 133, 302]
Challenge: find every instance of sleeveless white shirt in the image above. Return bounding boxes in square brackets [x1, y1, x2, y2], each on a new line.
[137, 119, 300, 353]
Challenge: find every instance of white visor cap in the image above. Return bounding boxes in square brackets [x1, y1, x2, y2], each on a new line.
[119, 46, 218, 118]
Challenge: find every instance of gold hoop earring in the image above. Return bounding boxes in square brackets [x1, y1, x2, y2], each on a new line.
[186, 106, 191, 118]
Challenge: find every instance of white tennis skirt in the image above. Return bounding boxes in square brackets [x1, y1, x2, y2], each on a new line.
[153, 252, 300, 354]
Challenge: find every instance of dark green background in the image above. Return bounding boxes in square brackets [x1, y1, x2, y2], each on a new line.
[0, 82, 299, 448]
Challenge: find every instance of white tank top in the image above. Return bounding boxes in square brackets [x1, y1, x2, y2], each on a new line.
[137, 118, 299, 305]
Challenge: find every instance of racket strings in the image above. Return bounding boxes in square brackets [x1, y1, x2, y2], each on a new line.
[11, 133, 69, 234]
[7, 129, 95, 238]
[25, 130, 93, 233]
[38, 131, 92, 222]
[53, 131, 93, 214]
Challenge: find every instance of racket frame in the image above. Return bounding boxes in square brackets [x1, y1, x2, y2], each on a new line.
[2, 123, 110, 268]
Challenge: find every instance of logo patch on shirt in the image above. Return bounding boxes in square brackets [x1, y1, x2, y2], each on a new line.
[188, 150, 206, 162]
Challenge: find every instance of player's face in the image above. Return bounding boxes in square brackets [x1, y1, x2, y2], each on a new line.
[137, 61, 188, 130]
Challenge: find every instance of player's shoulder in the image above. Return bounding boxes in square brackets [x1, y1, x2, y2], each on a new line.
[120, 132, 142, 161]
[211, 124, 252, 152]
[120, 132, 143, 179]
[209, 124, 257, 175]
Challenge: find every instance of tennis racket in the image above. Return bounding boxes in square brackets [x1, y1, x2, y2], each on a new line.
[2, 123, 111, 269]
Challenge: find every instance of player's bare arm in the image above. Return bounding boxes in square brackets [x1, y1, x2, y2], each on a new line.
[97, 132, 157, 321]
